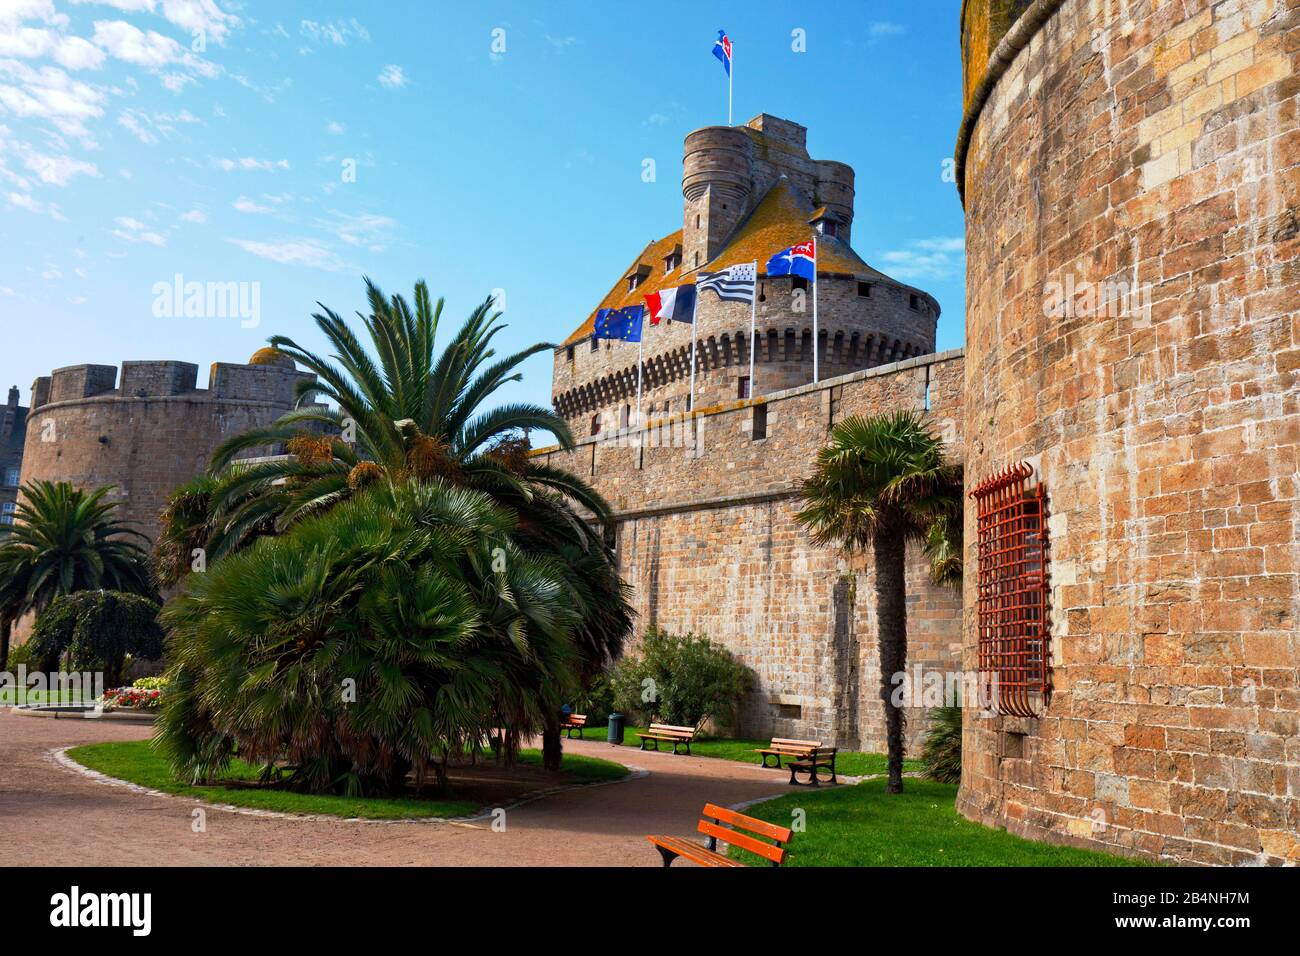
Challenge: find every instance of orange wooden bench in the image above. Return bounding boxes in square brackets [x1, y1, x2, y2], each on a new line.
[560, 713, 588, 739]
[636, 722, 697, 755]
[647, 803, 793, 867]
[786, 746, 839, 786]
[753, 736, 821, 769]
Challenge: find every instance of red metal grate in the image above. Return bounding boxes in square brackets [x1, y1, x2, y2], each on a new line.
[970, 462, 1051, 718]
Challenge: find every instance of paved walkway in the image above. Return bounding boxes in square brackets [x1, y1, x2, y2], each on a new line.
[0, 711, 797, 866]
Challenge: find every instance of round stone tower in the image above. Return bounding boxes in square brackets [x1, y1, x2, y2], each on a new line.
[958, 0, 1299, 864]
[20, 353, 313, 546]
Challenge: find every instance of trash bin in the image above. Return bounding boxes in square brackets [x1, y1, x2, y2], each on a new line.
[607, 712, 625, 744]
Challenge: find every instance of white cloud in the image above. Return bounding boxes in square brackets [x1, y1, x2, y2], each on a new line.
[877, 237, 965, 282]
[22, 148, 99, 184]
[377, 64, 405, 89]
[215, 156, 289, 171]
[179, 207, 204, 223]
[117, 106, 199, 142]
[300, 18, 368, 47]
[90, 19, 220, 87]
[232, 194, 270, 213]
[228, 237, 345, 270]
[318, 209, 396, 248]
[71, 1, 240, 46]
[41, 264, 61, 279]
[869, 22, 907, 37]
[0, 60, 106, 141]
[326, 119, 344, 134]
[111, 213, 166, 245]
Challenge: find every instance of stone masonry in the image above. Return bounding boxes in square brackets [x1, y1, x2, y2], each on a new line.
[537, 350, 966, 752]
[959, 0, 1299, 864]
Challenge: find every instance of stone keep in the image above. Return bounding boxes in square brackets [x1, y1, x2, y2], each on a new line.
[958, 0, 1300, 865]
[541, 114, 965, 753]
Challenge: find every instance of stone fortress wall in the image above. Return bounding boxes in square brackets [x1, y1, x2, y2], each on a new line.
[958, 0, 1299, 864]
[536, 350, 966, 752]
[20, 351, 312, 547]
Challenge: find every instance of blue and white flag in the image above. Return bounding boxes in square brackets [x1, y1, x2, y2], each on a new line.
[712, 30, 732, 76]
[766, 240, 817, 281]
[697, 262, 756, 303]
[593, 305, 645, 342]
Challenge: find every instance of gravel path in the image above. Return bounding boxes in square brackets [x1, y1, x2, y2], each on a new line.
[0, 711, 797, 866]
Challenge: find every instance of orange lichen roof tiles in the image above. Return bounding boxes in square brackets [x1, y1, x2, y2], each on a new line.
[563, 230, 686, 346]
[704, 179, 884, 279]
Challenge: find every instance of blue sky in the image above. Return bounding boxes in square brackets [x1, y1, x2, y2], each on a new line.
[0, 0, 966, 416]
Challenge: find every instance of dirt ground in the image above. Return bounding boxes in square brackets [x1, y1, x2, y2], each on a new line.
[0, 710, 796, 866]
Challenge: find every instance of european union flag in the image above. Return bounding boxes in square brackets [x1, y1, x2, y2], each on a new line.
[593, 305, 644, 343]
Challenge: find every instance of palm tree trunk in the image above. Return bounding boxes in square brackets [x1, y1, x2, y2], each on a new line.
[542, 713, 562, 772]
[873, 528, 908, 793]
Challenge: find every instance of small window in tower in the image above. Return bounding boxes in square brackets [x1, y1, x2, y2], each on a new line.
[590, 335, 599, 352]
[620, 404, 630, 429]
[686, 393, 692, 411]
[694, 251, 700, 266]
[819, 220, 838, 238]
[566, 345, 575, 364]
[909, 293, 920, 311]
[792, 277, 809, 292]
[696, 214, 701, 228]
[751, 403, 767, 441]
[738, 376, 751, 399]
[857, 282, 872, 298]
[627, 274, 641, 292]
[590, 414, 601, 436]
[662, 400, 670, 415]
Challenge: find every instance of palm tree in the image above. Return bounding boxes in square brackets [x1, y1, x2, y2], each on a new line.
[0, 481, 154, 670]
[159, 279, 632, 769]
[796, 411, 963, 793]
[160, 478, 583, 794]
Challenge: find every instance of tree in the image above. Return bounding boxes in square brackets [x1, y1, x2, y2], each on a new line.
[610, 628, 754, 731]
[159, 280, 633, 770]
[0, 481, 154, 671]
[796, 411, 963, 793]
[27, 591, 163, 687]
[159, 478, 583, 795]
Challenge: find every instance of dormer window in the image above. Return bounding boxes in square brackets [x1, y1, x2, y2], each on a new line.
[626, 263, 651, 293]
[808, 207, 841, 239]
[663, 244, 683, 274]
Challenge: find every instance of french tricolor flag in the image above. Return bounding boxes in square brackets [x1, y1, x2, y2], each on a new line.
[644, 284, 698, 326]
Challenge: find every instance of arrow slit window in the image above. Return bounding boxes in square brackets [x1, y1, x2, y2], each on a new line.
[971, 463, 1051, 717]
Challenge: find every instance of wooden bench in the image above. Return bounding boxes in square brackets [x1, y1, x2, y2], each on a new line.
[636, 723, 697, 755]
[560, 713, 588, 739]
[753, 737, 821, 769]
[786, 747, 838, 786]
[647, 803, 793, 867]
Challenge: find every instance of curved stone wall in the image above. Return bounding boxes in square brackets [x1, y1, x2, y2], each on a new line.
[959, 0, 1299, 864]
[20, 360, 309, 545]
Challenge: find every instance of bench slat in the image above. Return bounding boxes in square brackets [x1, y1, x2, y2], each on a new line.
[647, 835, 744, 867]
[697, 820, 787, 865]
[702, 803, 794, 843]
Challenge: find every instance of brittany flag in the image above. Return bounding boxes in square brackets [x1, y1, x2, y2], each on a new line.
[644, 284, 697, 325]
[712, 30, 732, 75]
[766, 240, 817, 280]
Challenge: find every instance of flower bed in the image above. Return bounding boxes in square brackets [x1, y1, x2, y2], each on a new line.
[101, 677, 167, 712]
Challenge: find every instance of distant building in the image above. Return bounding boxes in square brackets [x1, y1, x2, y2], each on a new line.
[0, 386, 28, 533]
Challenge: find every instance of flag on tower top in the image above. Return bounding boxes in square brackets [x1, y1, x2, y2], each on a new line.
[712, 30, 732, 76]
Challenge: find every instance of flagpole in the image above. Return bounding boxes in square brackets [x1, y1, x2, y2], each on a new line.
[748, 261, 757, 397]
[812, 242, 820, 383]
[689, 289, 698, 412]
[728, 45, 733, 125]
[636, 336, 643, 427]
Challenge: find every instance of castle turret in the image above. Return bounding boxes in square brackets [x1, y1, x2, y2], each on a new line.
[681, 126, 753, 269]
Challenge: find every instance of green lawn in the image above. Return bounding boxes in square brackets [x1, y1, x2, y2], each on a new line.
[68, 739, 628, 820]
[0, 689, 87, 704]
[727, 777, 1152, 867]
[573, 724, 919, 777]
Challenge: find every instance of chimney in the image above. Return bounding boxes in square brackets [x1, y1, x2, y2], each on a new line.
[6, 386, 16, 407]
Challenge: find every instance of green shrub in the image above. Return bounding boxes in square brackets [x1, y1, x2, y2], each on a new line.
[572, 672, 615, 725]
[27, 591, 164, 686]
[610, 627, 753, 730]
[920, 705, 962, 784]
[133, 675, 169, 691]
[4, 640, 35, 670]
